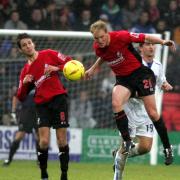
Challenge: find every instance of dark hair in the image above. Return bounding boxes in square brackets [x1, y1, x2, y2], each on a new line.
[17, 33, 32, 49]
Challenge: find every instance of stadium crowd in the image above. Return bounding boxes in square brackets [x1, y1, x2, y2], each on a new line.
[0, 0, 180, 130]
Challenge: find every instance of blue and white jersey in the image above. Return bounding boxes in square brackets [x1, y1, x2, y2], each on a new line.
[124, 59, 166, 127]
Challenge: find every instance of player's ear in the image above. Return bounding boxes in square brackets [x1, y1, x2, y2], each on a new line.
[18, 47, 22, 53]
[138, 46, 142, 52]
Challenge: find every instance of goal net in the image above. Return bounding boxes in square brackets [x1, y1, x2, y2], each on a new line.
[0, 30, 169, 164]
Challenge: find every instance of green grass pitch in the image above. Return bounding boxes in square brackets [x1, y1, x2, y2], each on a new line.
[0, 160, 179, 180]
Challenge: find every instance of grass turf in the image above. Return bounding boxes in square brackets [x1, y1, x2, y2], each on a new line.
[0, 160, 179, 180]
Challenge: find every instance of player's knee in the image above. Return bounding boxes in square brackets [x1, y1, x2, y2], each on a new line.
[39, 138, 49, 149]
[112, 99, 123, 112]
[148, 110, 159, 121]
[139, 144, 151, 154]
[57, 137, 67, 147]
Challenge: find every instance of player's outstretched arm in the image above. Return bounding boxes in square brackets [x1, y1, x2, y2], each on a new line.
[85, 57, 104, 79]
[145, 34, 176, 52]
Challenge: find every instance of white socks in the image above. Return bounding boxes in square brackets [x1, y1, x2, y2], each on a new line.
[113, 150, 128, 180]
[113, 144, 140, 180]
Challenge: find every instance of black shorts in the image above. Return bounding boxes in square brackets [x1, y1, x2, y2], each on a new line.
[115, 65, 156, 97]
[17, 106, 37, 133]
[36, 94, 69, 129]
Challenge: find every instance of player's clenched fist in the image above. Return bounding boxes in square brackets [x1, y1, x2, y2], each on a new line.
[23, 74, 34, 84]
[162, 40, 176, 52]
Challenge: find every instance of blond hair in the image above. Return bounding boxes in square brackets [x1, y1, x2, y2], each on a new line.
[90, 20, 108, 34]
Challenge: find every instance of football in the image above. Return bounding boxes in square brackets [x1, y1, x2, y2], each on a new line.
[63, 60, 85, 81]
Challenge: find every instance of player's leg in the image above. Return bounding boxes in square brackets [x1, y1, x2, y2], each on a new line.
[56, 128, 69, 180]
[30, 106, 40, 165]
[134, 66, 173, 165]
[129, 120, 153, 157]
[36, 103, 51, 180]
[129, 136, 152, 157]
[34, 129, 40, 165]
[113, 142, 129, 180]
[51, 94, 69, 180]
[112, 85, 132, 153]
[113, 137, 152, 180]
[38, 127, 50, 180]
[3, 131, 25, 166]
[113, 123, 137, 180]
[142, 95, 173, 165]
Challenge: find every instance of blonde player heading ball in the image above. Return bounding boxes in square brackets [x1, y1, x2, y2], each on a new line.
[113, 42, 173, 180]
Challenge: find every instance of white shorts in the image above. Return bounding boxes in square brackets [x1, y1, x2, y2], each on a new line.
[128, 120, 154, 138]
[123, 98, 154, 138]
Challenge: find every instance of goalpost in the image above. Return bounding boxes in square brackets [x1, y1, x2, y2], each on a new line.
[0, 30, 170, 164]
[150, 31, 171, 165]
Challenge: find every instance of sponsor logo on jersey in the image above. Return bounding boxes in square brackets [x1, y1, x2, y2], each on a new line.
[34, 64, 50, 88]
[34, 75, 49, 87]
[107, 51, 125, 66]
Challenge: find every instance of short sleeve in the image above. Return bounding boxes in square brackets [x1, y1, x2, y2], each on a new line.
[117, 31, 145, 44]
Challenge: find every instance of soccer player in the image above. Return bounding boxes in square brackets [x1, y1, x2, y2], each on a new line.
[113, 42, 173, 180]
[16, 33, 71, 180]
[3, 90, 38, 166]
[85, 20, 175, 155]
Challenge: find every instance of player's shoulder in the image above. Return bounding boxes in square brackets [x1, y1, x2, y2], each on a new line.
[21, 63, 29, 72]
[39, 49, 56, 54]
[110, 30, 129, 37]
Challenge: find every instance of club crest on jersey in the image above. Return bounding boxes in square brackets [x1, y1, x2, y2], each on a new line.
[130, 32, 139, 38]
[44, 64, 50, 77]
[116, 51, 124, 62]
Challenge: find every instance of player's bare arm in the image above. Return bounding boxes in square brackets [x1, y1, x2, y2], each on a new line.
[23, 74, 34, 84]
[161, 81, 173, 91]
[145, 34, 176, 52]
[85, 57, 104, 79]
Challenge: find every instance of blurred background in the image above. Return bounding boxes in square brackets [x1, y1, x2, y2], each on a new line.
[0, 0, 180, 166]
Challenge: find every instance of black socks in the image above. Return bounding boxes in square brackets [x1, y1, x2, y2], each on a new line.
[58, 145, 69, 173]
[37, 147, 48, 179]
[153, 117, 171, 149]
[8, 139, 20, 162]
[114, 110, 131, 141]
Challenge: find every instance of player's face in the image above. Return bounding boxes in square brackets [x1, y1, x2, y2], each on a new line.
[19, 38, 36, 57]
[93, 29, 109, 48]
[140, 43, 156, 58]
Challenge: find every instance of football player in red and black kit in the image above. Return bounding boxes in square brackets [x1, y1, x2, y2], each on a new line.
[85, 20, 176, 164]
[16, 33, 71, 180]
